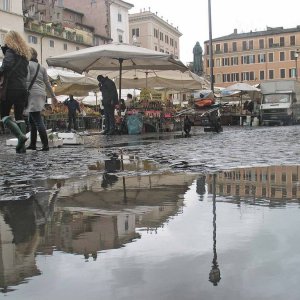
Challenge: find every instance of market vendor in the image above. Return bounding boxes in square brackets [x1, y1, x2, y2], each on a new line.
[64, 95, 81, 131]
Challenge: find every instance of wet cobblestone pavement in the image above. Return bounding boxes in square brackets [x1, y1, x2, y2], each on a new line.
[1, 125, 300, 201]
[1, 125, 300, 299]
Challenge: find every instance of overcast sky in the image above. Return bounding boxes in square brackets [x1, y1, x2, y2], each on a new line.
[128, 0, 300, 64]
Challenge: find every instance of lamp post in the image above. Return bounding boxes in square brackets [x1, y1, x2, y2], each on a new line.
[208, 0, 214, 93]
[295, 49, 299, 81]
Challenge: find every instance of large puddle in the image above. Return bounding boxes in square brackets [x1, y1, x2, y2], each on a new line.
[0, 163, 300, 299]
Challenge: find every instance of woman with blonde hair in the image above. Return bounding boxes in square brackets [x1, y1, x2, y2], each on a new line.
[26, 47, 57, 151]
[0, 30, 31, 153]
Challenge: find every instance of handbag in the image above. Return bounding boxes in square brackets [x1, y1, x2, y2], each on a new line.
[0, 74, 7, 102]
[0, 57, 22, 102]
[25, 63, 40, 107]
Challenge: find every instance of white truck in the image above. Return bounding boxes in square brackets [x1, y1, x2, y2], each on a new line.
[260, 80, 300, 125]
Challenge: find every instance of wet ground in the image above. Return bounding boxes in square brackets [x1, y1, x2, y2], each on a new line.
[1, 125, 300, 299]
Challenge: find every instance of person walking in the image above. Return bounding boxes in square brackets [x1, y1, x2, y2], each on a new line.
[25, 47, 58, 151]
[97, 75, 118, 135]
[0, 30, 30, 153]
[183, 115, 193, 137]
[64, 95, 81, 131]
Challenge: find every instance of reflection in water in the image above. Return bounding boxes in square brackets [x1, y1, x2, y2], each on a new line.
[0, 171, 196, 292]
[0, 201, 41, 293]
[209, 174, 221, 286]
[206, 165, 300, 205]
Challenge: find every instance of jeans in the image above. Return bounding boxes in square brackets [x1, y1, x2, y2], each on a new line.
[68, 112, 78, 130]
[0, 89, 27, 120]
[103, 105, 115, 132]
[29, 111, 48, 147]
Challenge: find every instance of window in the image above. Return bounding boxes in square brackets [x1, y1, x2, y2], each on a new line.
[280, 69, 286, 78]
[241, 71, 254, 81]
[170, 38, 174, 46]
[160, 32, 163, 41]
[258, 53, 266, 63]
[224, 43, 228, 53]
[63, 43, 67, 50]
[242, 41, 247, 51]
[2, 0, 10, 11]
[232, 42, 237, 52]
[260, 70, 265, 80]
[231, 73, 239, 82]
[290, 35, 295, 46]
[28, 35, 38, 44]
[118, 34, 123, 43]
[259, 39, 264, 49]
[249, 40, 253, 50]
[49, 40, 54, 47]
[215, 44, 221, 52]
[118, 12, 122, 22]
[268, 53, 274, 62]
[280, 51, 285, 61]
[290, 68, 297, 78]
[154, 29, 158, 38]
[280, 37, 285, 47]
[268, 38, 273, 48]
[291, 50, 296, 60]
[269, 70, 274, 79]
[165, 35, 169, 44]
[222, 57, 229, 66]
[231, 56, 238, 65]
[215, 58, 221, 67]
[132, 28, 139, 37]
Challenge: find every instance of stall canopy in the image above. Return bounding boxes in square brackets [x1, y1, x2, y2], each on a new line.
[46, 43, 188, 102]
[96, 69, 209, 90]
[47, 69, 98, 96]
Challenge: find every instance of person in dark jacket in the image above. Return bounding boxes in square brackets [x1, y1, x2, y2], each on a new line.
[183, 115, 192, 137]
[64, 95, 81, 131]
[97, 75, 118, 135]
[0, 31, 31, 153]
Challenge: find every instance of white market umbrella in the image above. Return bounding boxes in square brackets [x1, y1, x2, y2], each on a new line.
[99, 69, 209, 90]
[47, 69, 98, 96]
[46, 43, 188, 102]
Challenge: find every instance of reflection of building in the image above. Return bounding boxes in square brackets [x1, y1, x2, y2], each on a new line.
[206, 165, 300, 201]
[36, 172, 196, 256]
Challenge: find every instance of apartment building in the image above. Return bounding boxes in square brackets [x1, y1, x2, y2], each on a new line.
[0, 0, 24, 60]
[203, 26, 300, 88]
[129, 8, 181, 59]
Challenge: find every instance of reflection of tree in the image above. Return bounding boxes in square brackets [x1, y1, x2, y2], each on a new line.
[209, 174, 221, 286]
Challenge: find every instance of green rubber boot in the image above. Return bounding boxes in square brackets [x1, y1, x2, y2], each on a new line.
[2, 116, 28, 153]
[16, 120, 27, 153]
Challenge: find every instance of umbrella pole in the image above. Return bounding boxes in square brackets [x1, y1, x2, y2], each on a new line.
[118, 58, 123, 116]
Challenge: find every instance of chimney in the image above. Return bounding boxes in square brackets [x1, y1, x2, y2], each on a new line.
[234, 28, 237, 34]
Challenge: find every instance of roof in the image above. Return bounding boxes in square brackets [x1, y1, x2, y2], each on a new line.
[204, 25, 300, 43]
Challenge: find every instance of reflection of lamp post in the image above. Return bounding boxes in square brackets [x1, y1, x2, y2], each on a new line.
[209, 173, 221, 286]
[295, 49, 299, 81]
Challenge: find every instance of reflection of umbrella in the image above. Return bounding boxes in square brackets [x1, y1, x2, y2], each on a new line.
[47, 69, 98, 96]
[46, 43, 188, 102]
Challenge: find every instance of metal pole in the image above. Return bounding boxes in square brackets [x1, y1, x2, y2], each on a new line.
[296, 57, 298, 81]
[118, 58, 123, 115]
[208, 0, 214, 93]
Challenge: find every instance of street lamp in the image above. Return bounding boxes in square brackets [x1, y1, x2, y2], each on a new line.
[208, 0, 214, 93]
[295, 49, 299, 81]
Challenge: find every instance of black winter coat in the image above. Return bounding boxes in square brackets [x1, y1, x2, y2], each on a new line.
[0, 48, 28, 91]
[99, 77, 118, 106]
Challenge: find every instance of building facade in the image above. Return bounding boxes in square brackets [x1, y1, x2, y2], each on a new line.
[110, 0, 133, 44]
[0, 0, 24, 60]
[129, 8, 181, 59]
[203, 26, 300, 88]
